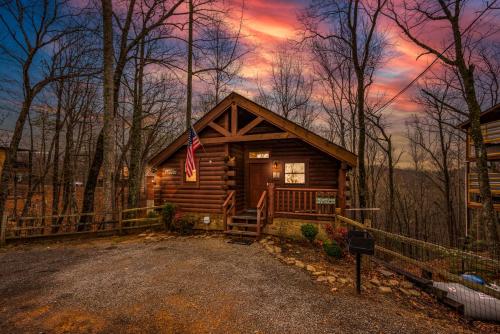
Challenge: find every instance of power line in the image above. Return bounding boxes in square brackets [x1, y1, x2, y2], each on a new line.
[375, 1, 497, 114]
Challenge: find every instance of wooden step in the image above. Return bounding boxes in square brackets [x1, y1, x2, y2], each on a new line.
[232, 214, 257, 220]
[224, 230, 258, 237]
[228, 222, 259, 228]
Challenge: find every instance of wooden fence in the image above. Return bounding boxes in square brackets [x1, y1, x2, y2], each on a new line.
[335, 215, 500, 301]
[0, 205, 165, 243]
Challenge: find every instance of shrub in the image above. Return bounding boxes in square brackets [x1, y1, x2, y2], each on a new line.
[325, 225, 348, 250]
[323, 240, 342, 259]
[173, 213, 197, 235]
[301, 224, 318, 243]
[162, 203, 177, 231]
[147, 211, 159, 219]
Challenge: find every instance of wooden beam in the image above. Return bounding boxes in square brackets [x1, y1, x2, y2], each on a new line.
[149, 98, 232, 166]
[237, 116, 264, 136]
[231, 102, 237, 135]
[201, 132, 296, 144]
[208, 122, 231, 137]
[233, 95, 357, 167]
[224, 111, 229, 130]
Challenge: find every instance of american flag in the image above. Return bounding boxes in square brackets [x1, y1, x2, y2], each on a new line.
[185, 126, 201, 177]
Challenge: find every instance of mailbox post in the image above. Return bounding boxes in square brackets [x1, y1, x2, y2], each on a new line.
[347, 230, 375, 294]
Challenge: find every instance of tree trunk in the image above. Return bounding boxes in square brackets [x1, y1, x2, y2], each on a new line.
[128, 38, 145, 209]
[51, 83, 64, 226]
[186, 0, 194, 130]
[448, 14, 498, 243]
[79, 132, 103, 230]
[0, 96, 33, 229]
[101, 0, 115, 221]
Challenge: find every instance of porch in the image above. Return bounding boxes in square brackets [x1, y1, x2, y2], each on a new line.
[222, 184, 342, 238]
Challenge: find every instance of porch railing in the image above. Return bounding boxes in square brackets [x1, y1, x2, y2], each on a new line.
[222, 190, 236, 230]
[272, 187, 338, 217]
[256, 190, 267, 235]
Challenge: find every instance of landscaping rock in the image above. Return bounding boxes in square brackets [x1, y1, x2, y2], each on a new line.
[399, 288, 411, 296]
[378, 269, 393, 277]
[401, 281, 413, 289]
[312, 271, 326, 276]
[408, 289, 421, 297]
[306, 265, 316, 272]
[273, 246, 282, 253]
[295, 260, 305, 269]
[331, 287, 338, 293]
[265, 245, 274, 253]
[316, 276, 328, 283]
[387, 279, 399, 287]
[327, 276, 336, 284]
[370, 277, 381, 286]
[379, 286, 392, 294]
[338, 278, 348, 284]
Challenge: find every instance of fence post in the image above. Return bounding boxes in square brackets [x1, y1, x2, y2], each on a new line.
[0, 213, 6, 245]
[118, 209, 123, 235]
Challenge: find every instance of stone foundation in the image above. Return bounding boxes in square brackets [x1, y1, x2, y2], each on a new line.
[189, 212, 336, 241]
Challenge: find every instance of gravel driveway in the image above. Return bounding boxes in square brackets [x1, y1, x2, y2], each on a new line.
[0, 235, 485, 333]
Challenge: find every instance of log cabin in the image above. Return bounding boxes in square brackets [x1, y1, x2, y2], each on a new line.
[461, 103, 500, 212]
[148, 92, 357, 237]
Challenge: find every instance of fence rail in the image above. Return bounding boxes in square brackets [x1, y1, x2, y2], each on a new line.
[1, 206, 164, 243]
[335, 215, 500, 307]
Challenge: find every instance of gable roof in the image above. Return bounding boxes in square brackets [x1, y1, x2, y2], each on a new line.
[149, 92, 357, 167]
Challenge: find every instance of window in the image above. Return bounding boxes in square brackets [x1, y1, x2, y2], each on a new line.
[182, 159, 199, 185]
[185, 168, 197, 182]
[285, 162, 305, 184]
[249, 151, 270, 159]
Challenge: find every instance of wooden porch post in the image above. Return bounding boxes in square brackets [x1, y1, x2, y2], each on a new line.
[268, 182, 275, 221]
[338, 163, 347, 215]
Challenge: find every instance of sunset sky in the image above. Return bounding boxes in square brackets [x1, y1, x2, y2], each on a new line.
[231, 0, 432, 120]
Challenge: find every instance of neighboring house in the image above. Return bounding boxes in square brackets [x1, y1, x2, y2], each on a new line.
[0, 147, 32, 198]
[148, 92, 357, 237]
[460, 103, 500, 211]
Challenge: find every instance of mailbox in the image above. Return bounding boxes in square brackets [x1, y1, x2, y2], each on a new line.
[347, 230, 375, 255]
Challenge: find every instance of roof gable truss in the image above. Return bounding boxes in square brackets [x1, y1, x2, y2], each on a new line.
[201, 103, 292, 143]
[149, 93, 357, 167]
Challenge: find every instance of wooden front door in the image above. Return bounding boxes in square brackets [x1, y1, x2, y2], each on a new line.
[247, 163, 270, 208]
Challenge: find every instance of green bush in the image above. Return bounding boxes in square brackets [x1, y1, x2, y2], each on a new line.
[323, 240, 342, 259]
[162, 203, 177, 231]
[147, 211, 159, 219]
[173, 213, 197, 235]
[301, 224, 318, 243]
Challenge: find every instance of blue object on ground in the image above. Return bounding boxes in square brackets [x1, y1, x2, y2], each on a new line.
[461, 274, 485, 285]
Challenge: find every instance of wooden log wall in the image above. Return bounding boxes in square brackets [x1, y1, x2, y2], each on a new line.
[230, 143, 245, 212]
[154, 144, 228, 213]
[245, 139, 340, 189]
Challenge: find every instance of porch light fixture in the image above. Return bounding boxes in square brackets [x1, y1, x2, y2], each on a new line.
[272, 161, 281, 180]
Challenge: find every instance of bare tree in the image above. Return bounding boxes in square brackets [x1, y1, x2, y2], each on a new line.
[195, 4, 250, 112]
[0, 0, 86, 229]
[80, 0, 184, 221]
[301, 0, 388, 222]
[386, 0, 499, 243]
[257, 45, 316, 129]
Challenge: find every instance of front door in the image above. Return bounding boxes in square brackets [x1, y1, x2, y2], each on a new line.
[247, 163, 270, 208]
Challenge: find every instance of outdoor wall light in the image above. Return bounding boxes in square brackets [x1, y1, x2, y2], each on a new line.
[272, 161, 281, 179]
